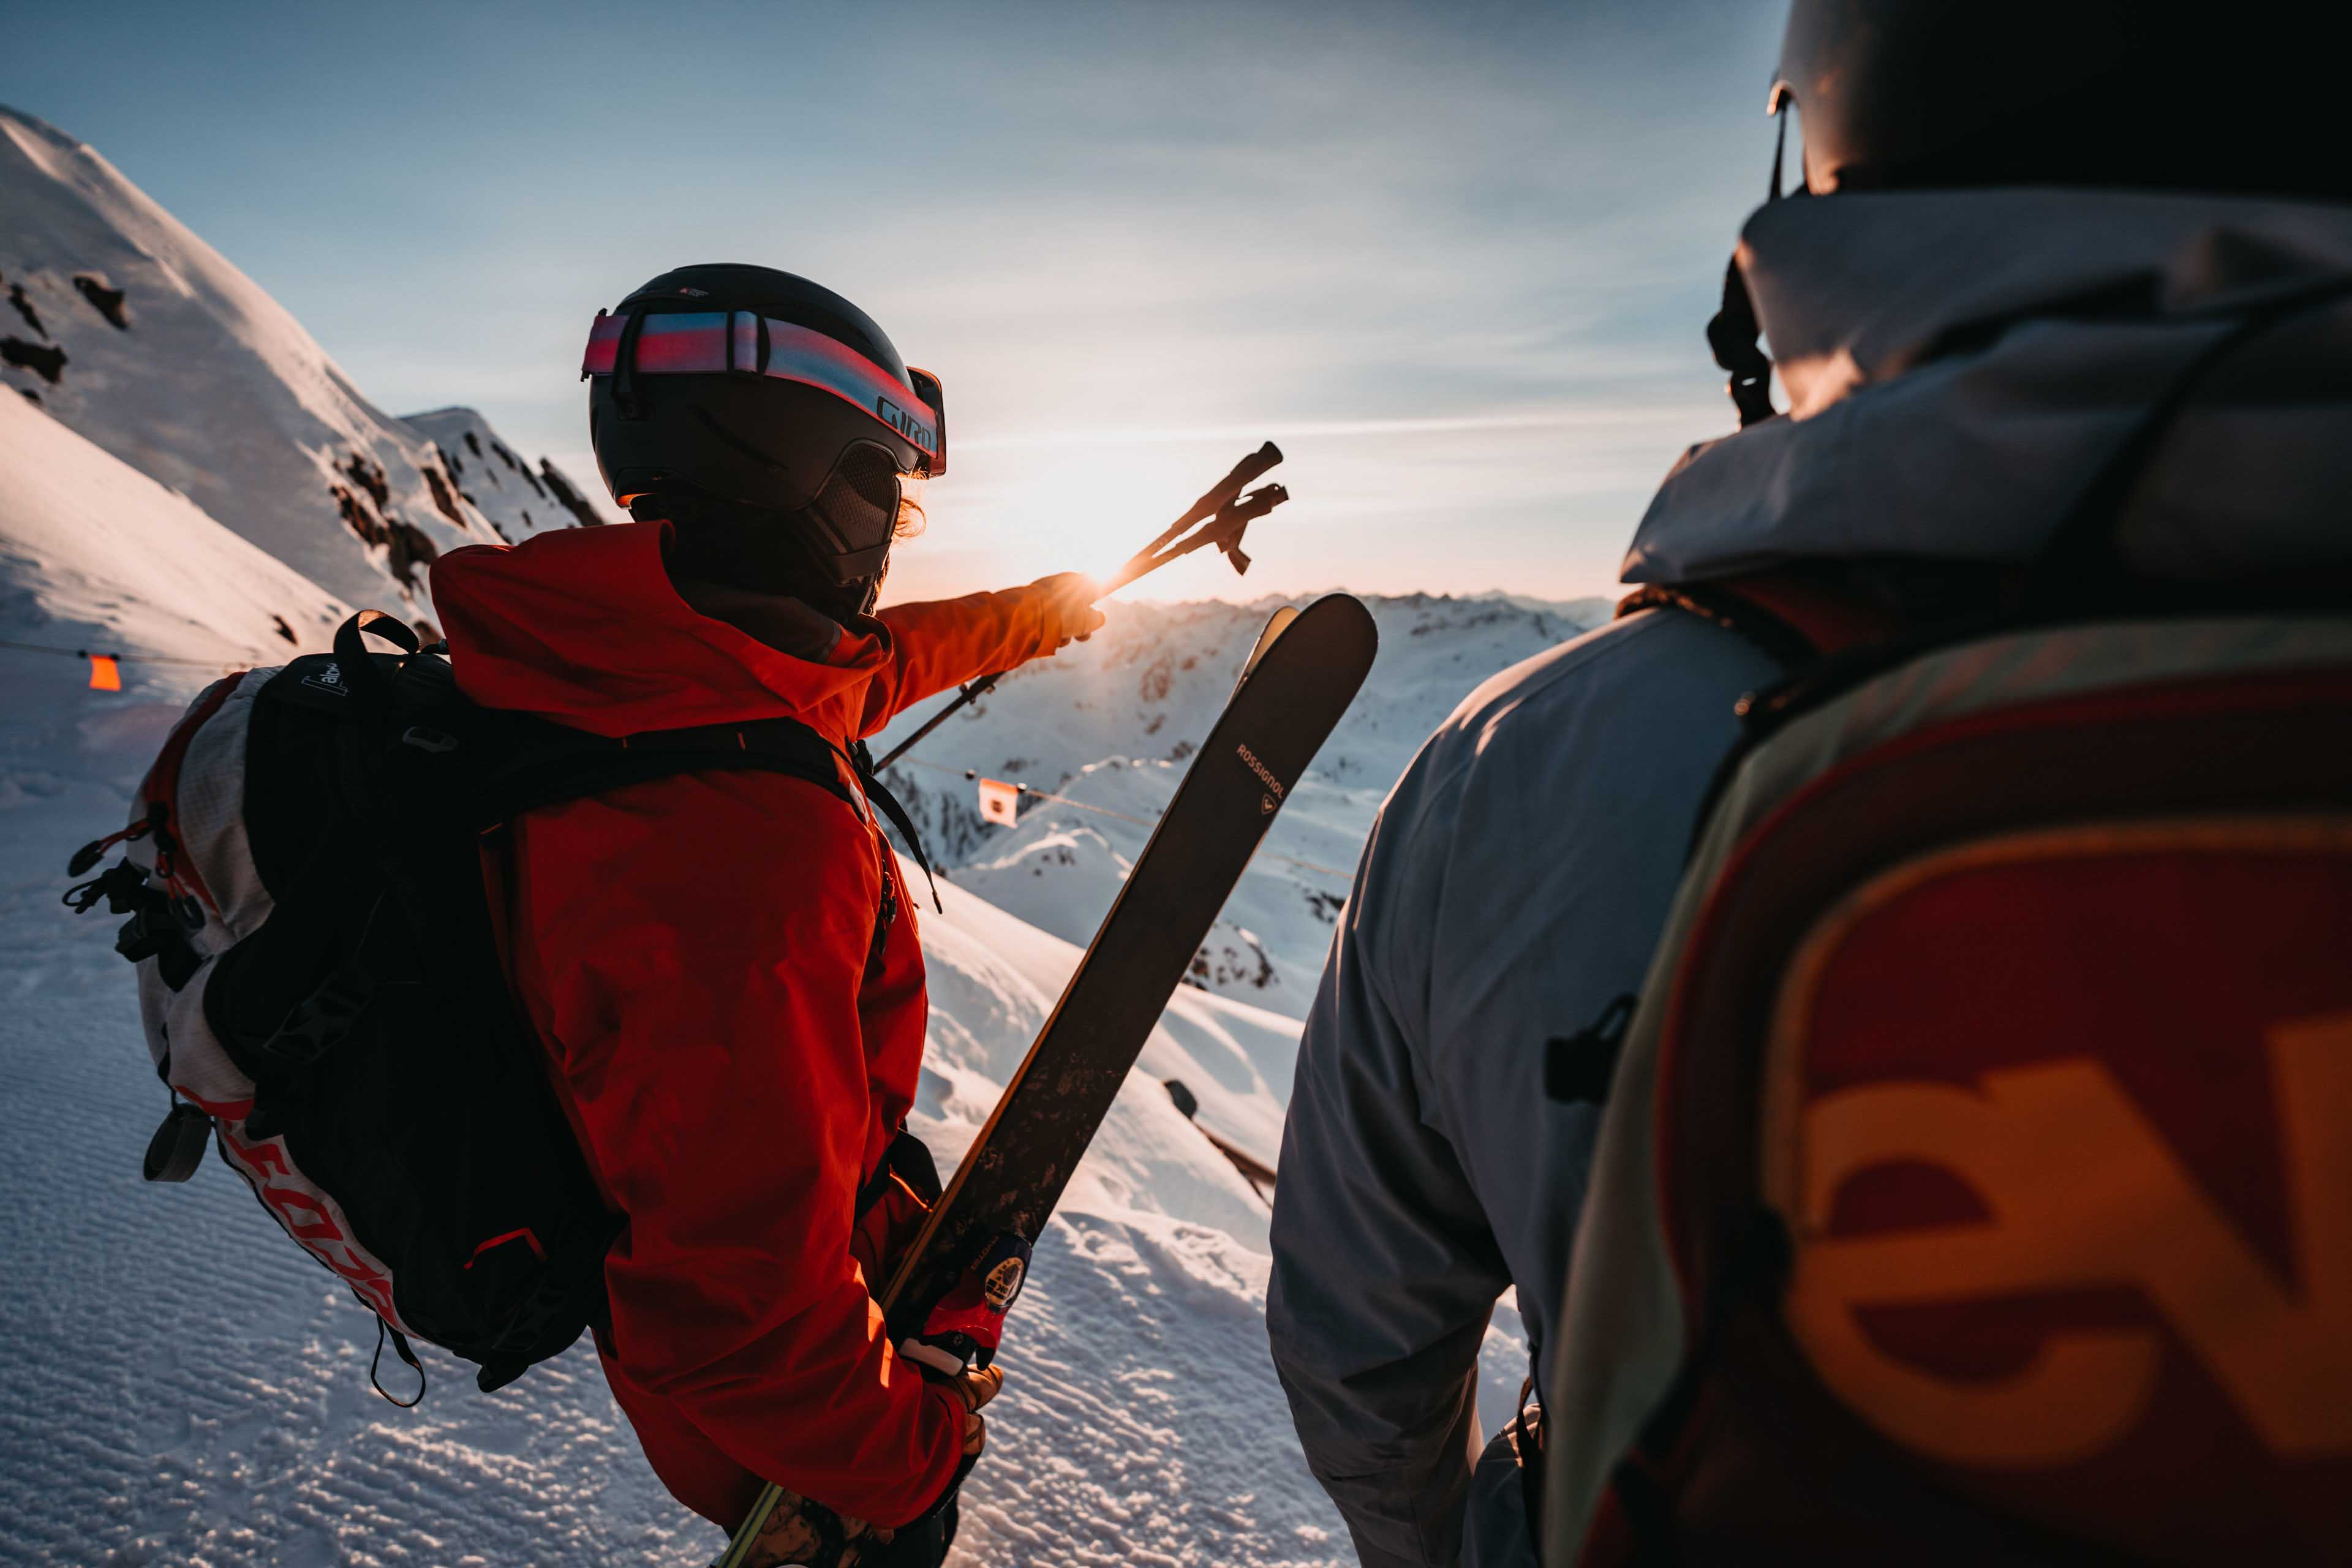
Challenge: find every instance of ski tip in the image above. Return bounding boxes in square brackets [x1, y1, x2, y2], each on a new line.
[1300, 592, 1378, 654]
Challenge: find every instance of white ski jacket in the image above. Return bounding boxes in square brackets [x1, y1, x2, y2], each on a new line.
[1267, 187, 2352, 1568]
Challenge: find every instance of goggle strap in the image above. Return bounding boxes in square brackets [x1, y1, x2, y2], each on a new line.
[582, 309, 940, 466]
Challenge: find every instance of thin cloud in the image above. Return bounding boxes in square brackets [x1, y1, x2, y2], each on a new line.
[957, 404, 1706, 452]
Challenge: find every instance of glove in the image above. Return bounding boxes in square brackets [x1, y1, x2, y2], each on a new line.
[940, 1361, 1004, 1458]
[1028, 572, 1105, 649]
[731, 1357, 1000, 1567]
[882, 1365, 1003, 1566]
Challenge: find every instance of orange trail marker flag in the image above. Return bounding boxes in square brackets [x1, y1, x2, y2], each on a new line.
[87, 655, 123, 692]
[976, 776, 1020, 828]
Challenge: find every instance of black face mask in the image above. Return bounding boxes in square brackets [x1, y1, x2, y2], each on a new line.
[795, 441, 905, 588]
[644, 490, 885, 620]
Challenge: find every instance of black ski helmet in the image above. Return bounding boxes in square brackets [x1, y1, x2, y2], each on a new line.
[1768, 0, 2347, 200]
[1708, 1, 2344, 427]
[583, 263, 945, 587]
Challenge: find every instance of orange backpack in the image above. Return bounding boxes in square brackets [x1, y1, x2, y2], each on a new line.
[1539, 292, 2352, 1564]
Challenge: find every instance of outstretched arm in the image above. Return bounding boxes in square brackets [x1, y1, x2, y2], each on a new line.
[858, 574, 1102, 736]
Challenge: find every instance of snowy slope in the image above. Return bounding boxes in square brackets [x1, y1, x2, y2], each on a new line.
[0, 104, 1563, 1566]
[401, 406, 612, 543]
[0, 107, 572, 628]
[879, 592, 1609, 1015]
[0, 380, 347, 684]
[0, 664, 1532, 1566]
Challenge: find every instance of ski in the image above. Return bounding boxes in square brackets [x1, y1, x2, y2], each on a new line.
[720, 593, 1378, 1567]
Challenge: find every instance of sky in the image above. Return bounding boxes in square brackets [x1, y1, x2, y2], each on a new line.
[0, 0, 1790, 605]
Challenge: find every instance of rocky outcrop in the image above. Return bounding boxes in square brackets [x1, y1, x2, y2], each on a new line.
[70, 272, 127, 330]
[1, 337, 64, 385]
[540, 459, 603, 528]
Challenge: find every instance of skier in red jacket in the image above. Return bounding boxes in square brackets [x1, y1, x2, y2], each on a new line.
[427, 265, 1102, 1561]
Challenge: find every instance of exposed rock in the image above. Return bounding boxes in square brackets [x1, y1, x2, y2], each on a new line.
[329, 481, 383, 546]
[421, 460, 466, 527]
[18, 386, 38, 405]
[271, 615, 296, 644]
[384, 519, 439, 589]
[71, 272, 129, 330]
[2, 337, 66, 385]
[339, 450, 390, 510]
[540, 459, 604, 527]
[1140, 651, 1174, 703]
[464, 431, 483, 458]
[6, 281, 43, 337]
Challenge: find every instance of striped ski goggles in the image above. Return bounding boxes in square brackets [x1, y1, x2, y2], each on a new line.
[581, 309, 945, 475]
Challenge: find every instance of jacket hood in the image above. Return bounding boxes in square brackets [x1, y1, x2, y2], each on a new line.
[431, 521, 892, 739]
[1623, 189, 2352, 585]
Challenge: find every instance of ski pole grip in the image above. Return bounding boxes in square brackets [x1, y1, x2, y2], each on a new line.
[1165, 441, 1285, 537]
[1227, 440, 1282, 494]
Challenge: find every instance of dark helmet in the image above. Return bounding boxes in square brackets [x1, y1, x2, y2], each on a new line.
[1707, 2, 2346, 428]
[582, 263, 946, 588]
[1769, 0, 2348, 200]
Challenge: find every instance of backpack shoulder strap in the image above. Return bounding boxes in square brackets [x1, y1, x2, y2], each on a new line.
[480, 713, 857, 824]
[481, 713, 941, 907]
[1618, 569, 1908, 669]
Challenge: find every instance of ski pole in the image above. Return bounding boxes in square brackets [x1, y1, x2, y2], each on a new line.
[1097, 481, 1286, 594]
[872, 444, 1289, 772]
[1120, 440, 1283, 569]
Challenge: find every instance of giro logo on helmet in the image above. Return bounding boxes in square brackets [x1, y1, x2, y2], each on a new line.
[877, 395, 936, 454]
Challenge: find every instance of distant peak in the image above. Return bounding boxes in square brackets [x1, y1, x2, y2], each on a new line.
[0, 105, 85, 151]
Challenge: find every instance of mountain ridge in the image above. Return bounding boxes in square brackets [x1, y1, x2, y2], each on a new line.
[0, 105, 597, 631]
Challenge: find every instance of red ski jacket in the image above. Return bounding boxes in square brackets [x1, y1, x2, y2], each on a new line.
[431, 521, 1066, 1528]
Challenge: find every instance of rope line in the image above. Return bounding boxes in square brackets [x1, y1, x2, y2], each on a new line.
[0, 635, 259, 668]
[884, 755, 1359, 883]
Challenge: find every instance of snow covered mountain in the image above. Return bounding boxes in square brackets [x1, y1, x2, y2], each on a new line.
[0, 106, 600, 635]
[401, 404, 608, 544]
[878, 591, 1611, 1016]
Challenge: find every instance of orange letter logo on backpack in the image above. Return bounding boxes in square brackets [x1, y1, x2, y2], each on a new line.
[1784, 1011, 2352, 1468]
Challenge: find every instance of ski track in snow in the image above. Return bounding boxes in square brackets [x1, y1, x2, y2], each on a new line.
[0, 710, 1531, 1566]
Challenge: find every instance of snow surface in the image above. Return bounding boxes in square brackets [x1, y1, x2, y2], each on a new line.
[0, 386, 347, 675]
[0, 685, 1531, 1567]
[0, 107, 1563, 1567]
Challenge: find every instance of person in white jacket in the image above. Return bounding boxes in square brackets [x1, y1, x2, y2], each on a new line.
[1265, 4, 2351, 1563]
